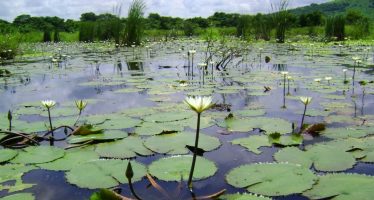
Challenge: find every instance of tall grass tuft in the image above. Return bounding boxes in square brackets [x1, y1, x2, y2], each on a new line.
[272, 0, 290, 43]
[53, 30, 60, 43]
[123, 0, 145, 46]
[325, 15, 346, 41]
[252, 14, 272, 41]
[43, 31, 52, 42]
[79, 22, 96, 42]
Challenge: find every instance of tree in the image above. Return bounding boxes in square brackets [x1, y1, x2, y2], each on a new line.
[80, 12, 97, 22]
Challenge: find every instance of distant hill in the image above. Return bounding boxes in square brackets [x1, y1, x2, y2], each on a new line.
[290, 0, 374, 20]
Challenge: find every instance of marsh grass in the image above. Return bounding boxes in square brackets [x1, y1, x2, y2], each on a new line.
[123, 0, 145, 46]
[272, 0, 290, 43]
[325, 15, 346, 41]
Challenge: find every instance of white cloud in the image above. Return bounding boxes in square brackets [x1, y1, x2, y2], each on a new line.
[0, 0, 329, 22]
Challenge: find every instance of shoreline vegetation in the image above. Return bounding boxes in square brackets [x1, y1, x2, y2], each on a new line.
[1, 0, 374, 61]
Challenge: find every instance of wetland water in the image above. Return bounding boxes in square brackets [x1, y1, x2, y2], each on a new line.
[0, 40, 374, 200]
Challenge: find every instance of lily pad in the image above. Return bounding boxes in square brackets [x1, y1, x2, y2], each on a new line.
[0, 164, 37, 183]
[221, 117, 292, 134]
[68, 130, 128, 144]
[37, 148, 99, 171]
[274, 145, 356, 171]
[220, 193, 272, 200]
[134, 121, 183, 136]
[226, 163, 317, 196]
[303, 173, 374, 200]
[97, 117, 141, 130]
[143, 111, 193, 123]
[95, 136, 153, 158]
[321, 126, 373, 139]
[231, 135, 272, 154]
[144, 132, 221, 154]
[0, 193, 35, 200]
[0, 149, 18, 163]
[11, 146, 65, 164]
[0, 179, 35, 193]
[148, 155, 217, 181]
[66, 160, 146, 189]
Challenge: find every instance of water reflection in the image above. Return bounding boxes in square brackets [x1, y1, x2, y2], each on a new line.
[127, 62, 144, 71]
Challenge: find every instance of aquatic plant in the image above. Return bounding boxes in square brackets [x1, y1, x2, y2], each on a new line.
[325, 76, 332, 85]
[299, 96, 312, 131]
[286, 75, 292, 95]
[74, 100, 88, 126]
[123, 0, 145, 46]
[188, 50, 196, 77]
[7, 110, 12, 131]
[184, 96, 214, 190]
[126, 162, 141, 200]
[343, 69, 349, 84]
[198, 63, 207, 85]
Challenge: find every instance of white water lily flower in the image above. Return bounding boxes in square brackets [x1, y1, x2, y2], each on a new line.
[325, 77, 332, 81]
[314, 78, 321, 82]
[299, 97, 312, 105]
[184, 96, 214, 114]
[41, 100, 56, 109]
[188, 50, 196, 55]
[280, 71, 289, 75]
[343, 69, 347, 72]
[75, 100, 88, 111]
[198, 63, 207, 69]
[287, 76, 293, 80]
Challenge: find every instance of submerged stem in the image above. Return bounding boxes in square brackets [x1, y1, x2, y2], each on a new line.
[188, 112, 201, 191]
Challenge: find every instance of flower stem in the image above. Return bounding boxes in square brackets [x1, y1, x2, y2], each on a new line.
[188, 112, 201, 191]
[300, 104, 307, 133]
[129, 178, 142, 200]
[47, 108, 54, 139]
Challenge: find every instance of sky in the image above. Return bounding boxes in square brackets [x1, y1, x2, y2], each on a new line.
[0, 0, 330, 22]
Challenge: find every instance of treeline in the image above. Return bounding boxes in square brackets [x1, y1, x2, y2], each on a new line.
[0, 8, 372, 43]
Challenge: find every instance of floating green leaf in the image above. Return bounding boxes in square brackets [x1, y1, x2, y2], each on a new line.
[0, 149, 18, 163]
[231, 135, 272, 154]
[226, 163, 317, 196]
[95, 136, 153, 158]
[134, 121, 183, 136]
[66, 160, 146, 189]
[321, 126, 373, 139]
[274, 145, 356, 171]
[0, 193, 35, 200]
[37, 148, 99, 171]
[11, 146, 65, 164]
[0, 164, 37, 183]
[68, 130, 128, 144]
[148, 155, 217, 181]
[221, 117, 292, 134]
[143, 111, 193, 123]
[220, 193, 272, 200]
[144, 132, 221, 154]
[303, 173, 374, 200]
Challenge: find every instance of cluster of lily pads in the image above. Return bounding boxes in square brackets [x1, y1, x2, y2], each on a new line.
[0, 38, 374, 200]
